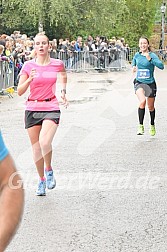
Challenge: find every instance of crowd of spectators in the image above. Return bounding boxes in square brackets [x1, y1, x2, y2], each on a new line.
[0, 31, 35, 86]
[52, 35, 130, 69]
[0, 31, 131, 87]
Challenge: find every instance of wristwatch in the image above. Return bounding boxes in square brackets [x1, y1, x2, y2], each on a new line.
[61, 89, 66, 94]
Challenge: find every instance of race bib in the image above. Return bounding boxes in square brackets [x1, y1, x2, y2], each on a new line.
[137, 69, 150, 79]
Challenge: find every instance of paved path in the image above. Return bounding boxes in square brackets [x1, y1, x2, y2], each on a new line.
[1, 66, 167, 252]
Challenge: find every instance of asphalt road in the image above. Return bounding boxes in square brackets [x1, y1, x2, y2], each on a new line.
[1, 66, 167, 252]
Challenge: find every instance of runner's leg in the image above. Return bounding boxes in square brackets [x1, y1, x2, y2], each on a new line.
[27, 125, 44, 178]
[39, 120, 58, 168]
[136, 88, 146, 124]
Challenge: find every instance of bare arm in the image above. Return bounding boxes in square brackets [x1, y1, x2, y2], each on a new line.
[0, 155, 24, 252]
[59, 66, 68, 108]
[132, 66, 137, 73]
[17, 68, 36, 96]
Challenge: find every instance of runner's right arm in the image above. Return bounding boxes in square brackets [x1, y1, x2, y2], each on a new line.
[17, 68, 36, 96]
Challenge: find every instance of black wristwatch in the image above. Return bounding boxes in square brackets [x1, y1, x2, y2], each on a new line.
[61, 89, 66, 94]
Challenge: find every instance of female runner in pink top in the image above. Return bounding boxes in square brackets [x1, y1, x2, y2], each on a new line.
[17, 33, 68, 196]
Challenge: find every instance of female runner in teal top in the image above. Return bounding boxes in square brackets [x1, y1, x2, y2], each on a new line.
[132, 36, 164, 136]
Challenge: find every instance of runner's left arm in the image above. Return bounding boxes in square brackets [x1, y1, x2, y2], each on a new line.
[150, 53, 164, 70]
[59, 64, 68, 108]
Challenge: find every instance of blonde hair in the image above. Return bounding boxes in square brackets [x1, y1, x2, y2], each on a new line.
[0, 44, 4, 54]
[34, 33, 49, 44]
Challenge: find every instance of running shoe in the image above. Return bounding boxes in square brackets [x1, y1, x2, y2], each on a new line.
[137, 124, 144, 135]
[45, 170, 56, 189]
[149, 125, 156, 136]
[36, 180, 46, 196]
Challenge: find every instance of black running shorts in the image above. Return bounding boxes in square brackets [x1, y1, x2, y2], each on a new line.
[25, 110, 61, 129]
[133, 79, 157, 98]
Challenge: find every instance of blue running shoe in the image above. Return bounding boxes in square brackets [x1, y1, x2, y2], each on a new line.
[45, 170, 56, 189]
[36, 180, 46, 196]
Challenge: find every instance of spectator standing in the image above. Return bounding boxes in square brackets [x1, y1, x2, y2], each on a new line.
[87, 35, 94, 51]
[74, 36, 83, 52]
[67, 40, 76, 69]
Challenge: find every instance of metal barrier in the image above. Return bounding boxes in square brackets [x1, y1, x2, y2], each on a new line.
[155, 49, 167, 61]
[126, 48, 166, 63]
[58, 50, 128, 72]
[58, 48, 165, 72]
[0, 48, 164, 97]
[0, 61, 14, 97]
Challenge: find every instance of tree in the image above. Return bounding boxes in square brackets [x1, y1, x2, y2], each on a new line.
[0, 0, 163, 46]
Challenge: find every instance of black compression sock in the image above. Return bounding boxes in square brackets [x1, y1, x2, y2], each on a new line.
[150, 109, 155, 125]
[138, 108, 145, 125]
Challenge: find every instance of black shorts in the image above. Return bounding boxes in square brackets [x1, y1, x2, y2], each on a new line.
[133, 79, 157, 98]
[25, 110, 61, 129]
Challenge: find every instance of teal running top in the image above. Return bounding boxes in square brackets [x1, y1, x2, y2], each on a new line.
[132, 52, 164, 84]
[0, 131, 9, 161]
